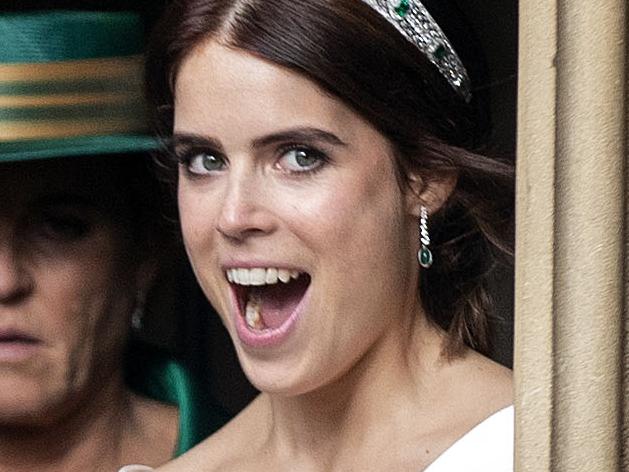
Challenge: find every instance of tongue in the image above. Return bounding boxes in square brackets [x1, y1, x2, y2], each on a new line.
[249, 276, 309, 329]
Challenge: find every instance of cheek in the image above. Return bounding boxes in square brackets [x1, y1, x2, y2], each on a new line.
[177, 180, 226, 303]
[299, 168, 406, 264]
[35, 246, 133, 379]
[38, 262, 104, 335]
[178, 185, 217, 292]
[298, 167, 412, 319]
[178, 178, 216, 249]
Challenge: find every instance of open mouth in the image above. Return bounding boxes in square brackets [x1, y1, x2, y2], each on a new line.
[226, 267, 311, 332]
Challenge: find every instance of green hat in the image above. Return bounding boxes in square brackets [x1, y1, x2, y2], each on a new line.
[0, 11, 158, 163]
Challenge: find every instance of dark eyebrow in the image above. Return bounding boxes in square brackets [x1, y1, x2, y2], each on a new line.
[251, 127, 347, 149]
[171, 127, 347, 153]
[170, 133, 225, 153]
[33, 193, 97, 210]
[28, 193, 112, 219]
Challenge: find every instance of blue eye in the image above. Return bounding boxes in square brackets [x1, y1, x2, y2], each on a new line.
[279, 148, 327, 173]
[187, 153, 226, 175]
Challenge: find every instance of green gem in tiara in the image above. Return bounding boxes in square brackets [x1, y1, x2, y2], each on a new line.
[360, 0, 472, 102]
[394, 0, 410, 17]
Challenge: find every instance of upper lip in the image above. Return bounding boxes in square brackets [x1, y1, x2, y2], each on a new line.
[0, 327, 40, 343]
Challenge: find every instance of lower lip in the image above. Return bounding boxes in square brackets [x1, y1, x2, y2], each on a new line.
[232, 286, 310, 349]
[0, 341, 40, 362]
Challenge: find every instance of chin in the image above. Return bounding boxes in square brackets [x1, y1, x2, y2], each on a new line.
[235, 345, 335, 397]
[0, 375, 67, 426]
[0, 394, 49, 426]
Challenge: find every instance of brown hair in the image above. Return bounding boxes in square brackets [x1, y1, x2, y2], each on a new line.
[146, 0, 514, 357]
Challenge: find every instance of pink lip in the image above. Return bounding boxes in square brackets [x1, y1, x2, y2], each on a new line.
[230, 281, 311, 349]
[0, 329, 42, 362]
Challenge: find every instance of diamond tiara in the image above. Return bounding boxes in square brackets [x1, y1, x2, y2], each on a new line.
[360, 0, 472, 102]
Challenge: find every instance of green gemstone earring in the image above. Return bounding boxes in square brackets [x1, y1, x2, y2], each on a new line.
[418, 206, 433, 269]
[131, 291, 146, 331]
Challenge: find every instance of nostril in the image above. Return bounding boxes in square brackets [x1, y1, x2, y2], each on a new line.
[0, 255, 32, 304]
[216, 207, 277, 242]
[0, 279, 32, 304]
[0, 284, 32, 305]
[216, 225, 270, 242]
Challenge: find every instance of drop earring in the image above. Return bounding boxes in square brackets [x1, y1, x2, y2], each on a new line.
[418, 206, 433, 269]
[131, 293, 145, 331]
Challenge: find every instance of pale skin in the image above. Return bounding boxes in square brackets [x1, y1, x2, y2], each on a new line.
[0, 158, 177, 472]
[160, 41, 512, 471]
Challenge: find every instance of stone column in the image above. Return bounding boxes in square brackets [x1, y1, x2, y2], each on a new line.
[515, 0, 628, 470]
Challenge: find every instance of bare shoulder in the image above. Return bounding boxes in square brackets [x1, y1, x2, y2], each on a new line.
[123, 392, 179, 467]
[449, 349, 513, 414]
[131, 392, 179, 434]
[156, 395, 267, 472]
[415, 348, 513, 460]
[467, 351, 512, 402]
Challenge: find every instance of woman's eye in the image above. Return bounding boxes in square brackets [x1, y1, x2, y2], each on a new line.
[278, 148, 326, 173]
[36, 214, 91, 241]
[186, 153, 226, 175]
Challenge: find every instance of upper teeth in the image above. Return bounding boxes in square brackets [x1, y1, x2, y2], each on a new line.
[226, 268, 301, 286]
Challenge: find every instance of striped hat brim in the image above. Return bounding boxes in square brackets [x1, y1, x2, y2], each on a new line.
[0, 53, 158, 162]
[0, 135, 158, 162]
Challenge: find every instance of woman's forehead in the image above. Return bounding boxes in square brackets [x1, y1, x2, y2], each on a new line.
[174, 42, 372, 145]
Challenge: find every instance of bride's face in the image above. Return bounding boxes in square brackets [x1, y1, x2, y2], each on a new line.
[174, 41, 421, 395]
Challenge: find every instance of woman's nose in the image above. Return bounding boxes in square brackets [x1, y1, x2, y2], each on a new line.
[0, 237, 33, 304]
[216, 173, 276, 242]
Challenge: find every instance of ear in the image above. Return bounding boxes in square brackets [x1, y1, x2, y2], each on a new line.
[405, 170, 458, 218]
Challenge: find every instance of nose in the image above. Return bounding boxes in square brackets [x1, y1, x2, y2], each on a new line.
[216, 170, 277, 242]
[0, 236, 33, 304]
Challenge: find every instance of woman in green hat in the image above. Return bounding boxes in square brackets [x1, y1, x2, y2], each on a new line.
[0, 11, 226, 471]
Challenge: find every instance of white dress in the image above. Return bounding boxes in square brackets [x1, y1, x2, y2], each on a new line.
[425, 405, 514, 471]
[119, 406, 514, 472]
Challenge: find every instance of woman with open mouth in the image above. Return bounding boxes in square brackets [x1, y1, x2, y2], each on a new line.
[127, 0, 515, 470]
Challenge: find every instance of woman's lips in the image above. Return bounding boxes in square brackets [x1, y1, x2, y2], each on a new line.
[0, 329, 42, 362]
[232, 288, 310, 349]
[226, 269, 312, 349]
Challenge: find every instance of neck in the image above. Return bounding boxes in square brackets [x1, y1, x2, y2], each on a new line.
[0, 370, 132, 472]
[261, 310, 450, 467]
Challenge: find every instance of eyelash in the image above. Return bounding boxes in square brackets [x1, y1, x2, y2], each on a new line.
[172, 146, 221, 166]
[172, 146, 226, 177]
[276, 144, 330, 176]
[173, 143, 331, 177]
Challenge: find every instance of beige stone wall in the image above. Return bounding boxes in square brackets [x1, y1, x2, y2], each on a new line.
[515, 0, 628, 470]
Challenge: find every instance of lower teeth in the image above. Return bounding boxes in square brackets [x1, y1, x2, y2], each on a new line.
[245, 298, 264, 330]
